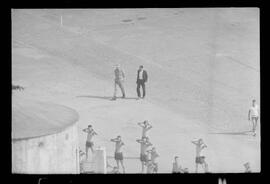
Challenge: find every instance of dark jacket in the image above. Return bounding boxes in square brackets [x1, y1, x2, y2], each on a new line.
[137, 69, 148, 83]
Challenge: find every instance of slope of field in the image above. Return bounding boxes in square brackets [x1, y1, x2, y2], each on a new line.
[12, 8, 260, 173]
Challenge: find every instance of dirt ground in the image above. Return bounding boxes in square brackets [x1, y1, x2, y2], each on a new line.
[12, 8, 260, 173]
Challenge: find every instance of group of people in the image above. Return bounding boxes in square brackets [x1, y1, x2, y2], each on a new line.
[136, 120, 159, 173]
[172, 138, 208, 173]
[112, 65, 148, 100]
[81, 121, 209, 174]
[81, 120, 159, 173]
[81, 120, 256, 174]
[80, 65, 259, 174]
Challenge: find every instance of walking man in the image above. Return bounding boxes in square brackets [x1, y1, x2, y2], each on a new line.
[83, 125, 97, 160]
[138, 120, 152, 138]
[248, 99, 259, 136]
[191, 138, 208, 173]
[110, 136, 125, 173]
[112, 65, 126, 100]
[136, 65, 148, 99]
[136, 137, 152, 173]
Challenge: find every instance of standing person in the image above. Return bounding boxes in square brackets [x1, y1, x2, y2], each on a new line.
[191, 139, 208, 173]
[147, 147, 159, 173]
[110, 136, 125, 173]
[83, 125, 97, 160]
[248, 99, 259, 136]
[136, 137, 152, 173]
[112, 65, 126, 100]
[136, 65, 148, 99]
[172, 156, 183, 173]
[138, 120, 152, 138]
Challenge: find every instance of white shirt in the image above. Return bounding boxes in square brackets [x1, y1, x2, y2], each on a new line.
[139, 70, 144, 80]
[250, 104, 259, 117]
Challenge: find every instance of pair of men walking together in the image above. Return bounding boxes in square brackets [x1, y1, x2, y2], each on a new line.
[112, 65, 148, 100]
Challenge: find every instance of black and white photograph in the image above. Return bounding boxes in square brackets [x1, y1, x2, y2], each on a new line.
[11, 8, 260, 175]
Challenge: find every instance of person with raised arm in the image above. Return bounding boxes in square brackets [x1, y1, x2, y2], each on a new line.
[110, 136, 125, 173]
[138, 120, 152, 138]
[136, 137, 152, 173]
[82, 125, 97, 160]
[191, 138, 208, 173]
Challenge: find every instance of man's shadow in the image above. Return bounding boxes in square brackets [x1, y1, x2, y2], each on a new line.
[209, 130, 253, 136]
[76, 95, 138, 100]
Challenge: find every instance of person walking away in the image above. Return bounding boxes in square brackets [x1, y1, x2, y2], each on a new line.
[110, 136, 125, 173]
[112, 65, 126, 100]
[136, 65, 148, 99]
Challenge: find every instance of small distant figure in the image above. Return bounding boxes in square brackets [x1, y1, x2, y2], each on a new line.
[136, 65, 148, 99]
[112, 65, 126, 100]
[12, 84, 24, 91]
[82, 125, 97, 160]
[191, 138, 208, 173]
[138, 120, 152, 138]
[248, 99, 259, 136]
[172, 156, 183, 173]
[136, 137, 152, 173]
[110, 136, 125, 173]
[146, 147, 159, 173]
[244, 162, 252, 173]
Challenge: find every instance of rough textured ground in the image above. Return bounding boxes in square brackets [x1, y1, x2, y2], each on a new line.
[12, 8, 260, 173]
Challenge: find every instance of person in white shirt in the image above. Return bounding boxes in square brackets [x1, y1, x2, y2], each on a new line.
[112, 65, 126, 100]
[248, 99, 259, 135]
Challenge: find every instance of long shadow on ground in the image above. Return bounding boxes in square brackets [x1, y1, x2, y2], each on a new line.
[76, 95, 138, 100]
[209, 130, 254, 136]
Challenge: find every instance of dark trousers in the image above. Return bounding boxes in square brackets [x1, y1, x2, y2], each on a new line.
[137, 80, 146, 98]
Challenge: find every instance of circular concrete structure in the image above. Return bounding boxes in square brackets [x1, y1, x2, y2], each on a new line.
[12, 96, 80, 174]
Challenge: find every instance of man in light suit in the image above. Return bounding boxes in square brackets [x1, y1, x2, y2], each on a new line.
[136, 65, 148, 99]
[112, 64, 126, 100]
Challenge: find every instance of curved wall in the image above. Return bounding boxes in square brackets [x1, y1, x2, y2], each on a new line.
[12, 123, 79, 174]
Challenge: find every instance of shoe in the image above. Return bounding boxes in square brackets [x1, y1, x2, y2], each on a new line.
[122, 95, 125, 98]
[111, 97, 117, 100]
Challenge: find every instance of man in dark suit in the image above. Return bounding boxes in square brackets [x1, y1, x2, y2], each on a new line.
[136, 65, 148, 99]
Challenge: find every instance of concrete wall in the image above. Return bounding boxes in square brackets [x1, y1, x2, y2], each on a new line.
[81, 147, 107, 173]
[12, 123, 79, 174]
